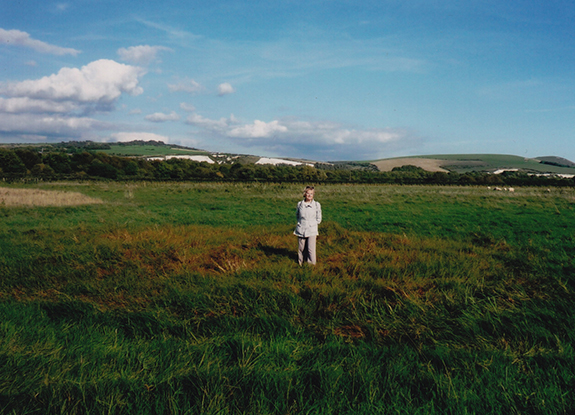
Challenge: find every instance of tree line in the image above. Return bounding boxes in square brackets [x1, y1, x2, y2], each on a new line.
[0, 147, 574, 187]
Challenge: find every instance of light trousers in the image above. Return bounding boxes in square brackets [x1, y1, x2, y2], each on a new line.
[298, 236, 317, 265]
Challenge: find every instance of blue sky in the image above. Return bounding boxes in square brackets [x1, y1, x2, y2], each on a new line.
[1, 0, 574, 161]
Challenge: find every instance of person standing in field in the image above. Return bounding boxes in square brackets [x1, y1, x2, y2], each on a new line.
[294, 185, 322, 265]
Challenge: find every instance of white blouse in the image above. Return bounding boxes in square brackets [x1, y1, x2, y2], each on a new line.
[294, 199, 322, 238]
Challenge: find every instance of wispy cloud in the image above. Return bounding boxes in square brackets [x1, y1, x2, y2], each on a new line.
[185, 113, 418, 160]
[525, 105, 575, 113]
[134, 17, 202, 41]
[179, 102, 196, 112]
[168, 78, 205, 94]
[117, 45, 173, 65]
[0, 97, 78, 113]
[477, 79, 545, 100]
[0, 112, 110, 137]
[145, 111, 180, 122]
[55, 3, 70, 12]
[0, 28, 80, 56]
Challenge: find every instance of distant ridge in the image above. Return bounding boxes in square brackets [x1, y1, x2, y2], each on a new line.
[534, 156, 575, 168]
[370, 154, 575, 175]
[2, 141, 575, 175]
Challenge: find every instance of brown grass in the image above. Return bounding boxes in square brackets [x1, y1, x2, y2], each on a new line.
[0, 187, 103, 207]
[371, 158, 450, 172]
[371, 157, 493, 172]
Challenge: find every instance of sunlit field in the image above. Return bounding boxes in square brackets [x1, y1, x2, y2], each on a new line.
[0, 187, 103, 207]
[1, 182, 574, 414]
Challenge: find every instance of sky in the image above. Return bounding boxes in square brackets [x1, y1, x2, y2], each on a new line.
[1, 0, 574, 162]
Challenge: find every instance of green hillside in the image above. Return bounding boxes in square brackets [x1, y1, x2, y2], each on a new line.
[372, 154, 575, 174]
[2, 141, 575, 175]
[95, 143, 208, 157]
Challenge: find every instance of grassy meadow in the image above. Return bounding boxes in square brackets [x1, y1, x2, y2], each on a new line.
[374, 154, 575, 175]
[1, 182, 574, 414]
[95, 144, 209, 158]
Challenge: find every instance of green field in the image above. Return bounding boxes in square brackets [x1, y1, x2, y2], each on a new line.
[373, 154, 575, 174]
[1, 182, 574, 414]
[97, 144, 209, 157]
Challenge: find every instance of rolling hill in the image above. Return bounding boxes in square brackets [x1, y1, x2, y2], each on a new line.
[2, 141, 575, 176]
[369, 154, 575, 175]
[76, 142, 575, 175]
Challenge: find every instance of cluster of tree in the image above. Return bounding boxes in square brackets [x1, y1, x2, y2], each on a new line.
[1, 147, 574, 187]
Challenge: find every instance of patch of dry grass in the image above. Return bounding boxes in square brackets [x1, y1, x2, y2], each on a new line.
[0, 187, 103, 207]
[371, 157, 451, 172]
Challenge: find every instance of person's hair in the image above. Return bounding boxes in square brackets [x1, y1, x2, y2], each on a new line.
[303, 186, 315, 198]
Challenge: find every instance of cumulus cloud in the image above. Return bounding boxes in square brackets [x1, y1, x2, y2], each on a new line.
[108, 132, 169, 143]
[117, 45, 172, 65]
[0, 59, 147, 141]
[0, 28, 80, 56]
[217, 82, 235, 96]
[1, 59, 145, 104]
[168, 78, 204, 94]
[185, 113, 416, 160]
[145, 111, 180, 122]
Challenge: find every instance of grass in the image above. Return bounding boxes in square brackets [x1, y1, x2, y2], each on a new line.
[374, 154, 575, 174]
[1, 182, 574, 414]
[97, 144, 209, 157]
[0, 187, 104, 207]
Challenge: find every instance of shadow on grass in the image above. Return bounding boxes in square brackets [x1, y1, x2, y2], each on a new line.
[258, 244, 295, 261]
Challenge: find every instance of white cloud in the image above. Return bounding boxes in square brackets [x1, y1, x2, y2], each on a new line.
[185, 113, 235, 132]
[217, 82, 235, 96]
[108, 132, 169, 143]
[0, 113, 109, 136]
[229, 120, 287, 138]
[0, 97, 78, 113]
[0, 28, 80, 56]
[184, 113, 416, 160]
[1, 59, 145, 104]
[25, 60, 37, 67]
[0, 59, 147, 141]
[168, 78, 205, 94]
[145, 111, 180, 122]
[180, 102, 196, 112]
[117, 45, 172, 65]
[134, 18, 202, 41]
[129, 108, 142, 114]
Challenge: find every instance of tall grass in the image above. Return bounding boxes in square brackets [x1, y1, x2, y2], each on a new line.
[1, 182, 574, 414]
[0, 187, 103, 207]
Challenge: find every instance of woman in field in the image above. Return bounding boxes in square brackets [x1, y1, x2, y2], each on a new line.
[294, 186, 322, 265]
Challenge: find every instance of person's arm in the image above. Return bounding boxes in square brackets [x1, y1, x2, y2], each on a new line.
[296, 201, 301, 222]
[316, 201, 322, 224]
